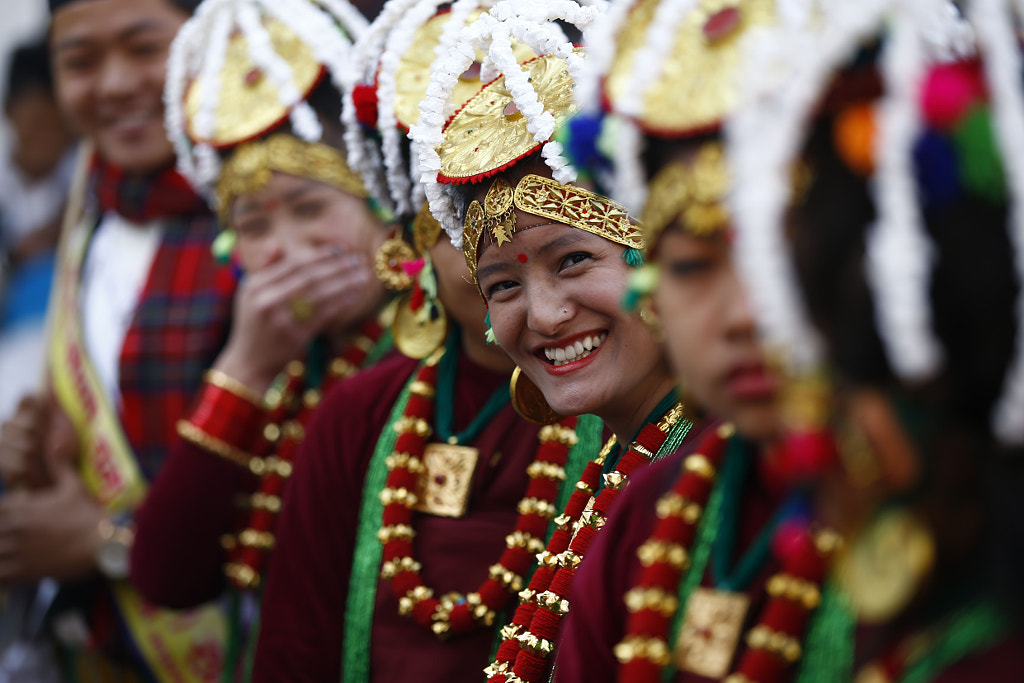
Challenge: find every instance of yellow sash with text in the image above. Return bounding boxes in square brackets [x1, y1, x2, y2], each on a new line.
[49, 211, 226, 683]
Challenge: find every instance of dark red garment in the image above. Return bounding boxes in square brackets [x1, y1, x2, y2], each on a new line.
[131, 436, 256, 608]
[556, 422, 785, 683]
[556, 429, 1024, 683]
[255, 351, 545, 682]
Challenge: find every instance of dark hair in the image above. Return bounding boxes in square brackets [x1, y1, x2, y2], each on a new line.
[5, 38, 54, 109]
[792, 108, 1024, 624]
[49, 0, 201, 14]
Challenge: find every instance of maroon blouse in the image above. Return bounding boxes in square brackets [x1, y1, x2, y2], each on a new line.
[254, 351, 548, 681]
[555, 430, 1024, 683]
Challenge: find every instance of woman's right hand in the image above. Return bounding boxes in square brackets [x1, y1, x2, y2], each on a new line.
[211, 246, 373, 395]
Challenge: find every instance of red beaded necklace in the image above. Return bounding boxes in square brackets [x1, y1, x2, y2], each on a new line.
[380, 355, 581, 637]
[224, 319, 385, 590]
[615, 424, 841, 683]
[485, 403, 688, 683]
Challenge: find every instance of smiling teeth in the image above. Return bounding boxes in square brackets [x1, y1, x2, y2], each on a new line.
[543, 333, 608, 366]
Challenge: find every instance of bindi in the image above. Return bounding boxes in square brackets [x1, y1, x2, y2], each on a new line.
[517, 253, 528, 263]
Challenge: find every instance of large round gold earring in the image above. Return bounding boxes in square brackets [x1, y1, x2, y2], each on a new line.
[835, 507, 935, 624]
[374, 237, 417, 291]
[391, 294, 448, 359]
[510, 366, 563, 425]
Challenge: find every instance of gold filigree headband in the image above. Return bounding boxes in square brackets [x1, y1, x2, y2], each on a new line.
[642, 141, 810, 250]
[642, 142, 731, 248]
[215, 134, 368, 224]
[463, 173, 644, 282]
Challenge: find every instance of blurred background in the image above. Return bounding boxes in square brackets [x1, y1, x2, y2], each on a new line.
[0, 0, 49, 161]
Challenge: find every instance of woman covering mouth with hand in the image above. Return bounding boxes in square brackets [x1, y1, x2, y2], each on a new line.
[412, 3, 700, 681]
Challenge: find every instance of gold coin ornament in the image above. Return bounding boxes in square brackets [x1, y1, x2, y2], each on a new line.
[510, 366, 563, 426]
[185, 19, 324, 147]
[374, 237, 418, 291]
[604, 0, 775, 136]
[392, 294, 448, 360]
[412, 202, 444, 255]
[836, 508, 936, 624]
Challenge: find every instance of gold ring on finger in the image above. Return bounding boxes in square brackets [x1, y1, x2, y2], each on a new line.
[289, 296, 315, 324]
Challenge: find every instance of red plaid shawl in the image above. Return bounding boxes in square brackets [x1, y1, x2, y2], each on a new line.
[93, 159, 236, 480]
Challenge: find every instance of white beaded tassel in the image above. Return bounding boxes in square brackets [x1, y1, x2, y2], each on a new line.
[375, 0, 450, 216]
[727, 0, 893, 373]
[974, 0, 1024, 445]
[341, 0, 424, 213]
[865, 4, 945, 382]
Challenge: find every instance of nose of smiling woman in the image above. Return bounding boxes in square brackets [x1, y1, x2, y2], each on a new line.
[525, 282, 573, 338]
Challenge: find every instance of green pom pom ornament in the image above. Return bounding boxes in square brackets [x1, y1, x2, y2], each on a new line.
[484, 310, 496, 345]
[953, 105, 1007, 204]
[623, 247, 646, 268]
[621, 264, 659, 312]
[212, 230, 237, 264]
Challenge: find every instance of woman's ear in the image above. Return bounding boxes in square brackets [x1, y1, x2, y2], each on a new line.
[846, 388, 921, 494]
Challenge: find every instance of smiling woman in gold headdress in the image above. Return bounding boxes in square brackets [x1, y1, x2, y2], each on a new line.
[249, 2, 604, 681]
[412, 4, 703, 682]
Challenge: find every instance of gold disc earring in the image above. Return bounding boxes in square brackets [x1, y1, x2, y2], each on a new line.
[510, 366, 563, 425]
[836, 507, 936, 624]
[391, 294, 448, 360]
[374, 237, 417, 291]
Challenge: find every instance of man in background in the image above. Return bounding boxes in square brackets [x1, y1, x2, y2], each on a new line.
[0, 38, 76, 427]
[0, 0, 235, 680]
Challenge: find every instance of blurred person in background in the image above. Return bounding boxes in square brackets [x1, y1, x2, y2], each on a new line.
[0, 37, 76, 427]
[0, 0, 236, 680]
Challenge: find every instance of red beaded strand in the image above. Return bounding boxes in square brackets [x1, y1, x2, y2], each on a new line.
[381, 357, 581, 637]
[485, 404, 687, 683]
[615, 423, 841, 683]
[224, 319, 384, 589]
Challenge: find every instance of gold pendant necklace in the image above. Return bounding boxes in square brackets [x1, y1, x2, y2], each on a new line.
[675, 588, 751, 678]
[415, 441, 480, 518]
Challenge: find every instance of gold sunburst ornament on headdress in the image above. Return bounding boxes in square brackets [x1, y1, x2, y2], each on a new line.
[185, 19, 324, 148]
[605, 0, 775, 136]
[437, 53, 577, 183]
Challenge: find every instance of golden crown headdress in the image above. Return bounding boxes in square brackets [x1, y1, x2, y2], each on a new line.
[411, 0, 610, 249]
[165, 0, 368, 194]
[342, 1, 535, 221]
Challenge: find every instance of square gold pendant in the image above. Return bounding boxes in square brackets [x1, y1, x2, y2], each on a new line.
[414, 443, 480, 518]
[675, 588, 750, 679]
